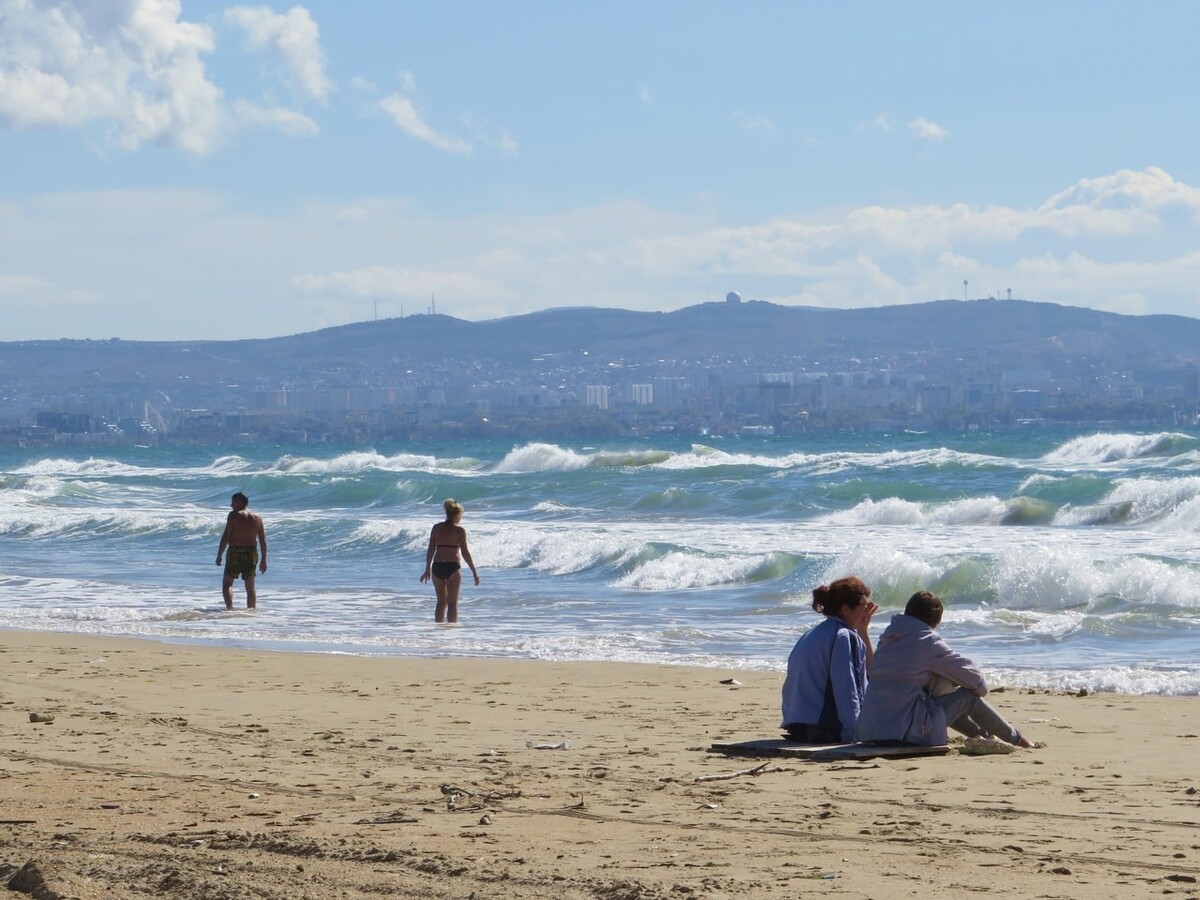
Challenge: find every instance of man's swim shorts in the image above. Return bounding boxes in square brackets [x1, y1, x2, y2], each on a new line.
[224, 546, 259, 580]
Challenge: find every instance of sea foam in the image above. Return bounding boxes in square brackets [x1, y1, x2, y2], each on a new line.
[1040, 431, 1197, 466]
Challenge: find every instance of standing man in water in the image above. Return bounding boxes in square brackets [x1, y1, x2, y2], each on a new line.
[216, 491, 268, 610]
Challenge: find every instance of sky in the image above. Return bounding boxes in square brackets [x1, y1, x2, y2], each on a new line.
[3, 1, 1200, 341]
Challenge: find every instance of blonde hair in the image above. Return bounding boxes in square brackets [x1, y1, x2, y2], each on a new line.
[443, 498, 464, 519]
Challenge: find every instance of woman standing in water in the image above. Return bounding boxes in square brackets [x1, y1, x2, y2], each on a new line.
[420, 498, 480, 623]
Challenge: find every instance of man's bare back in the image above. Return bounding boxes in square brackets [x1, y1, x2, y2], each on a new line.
[224, 508, 264, 546]
[216, 492, 268, 610]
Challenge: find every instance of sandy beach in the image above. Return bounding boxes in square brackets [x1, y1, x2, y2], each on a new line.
[1, 632, 1197, 899]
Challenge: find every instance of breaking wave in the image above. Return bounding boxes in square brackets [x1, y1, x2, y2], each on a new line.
[1040, 432, 1197, 466]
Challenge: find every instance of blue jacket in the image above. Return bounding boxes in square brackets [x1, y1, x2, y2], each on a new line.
[780, 616, 868, 742]
[854, 614, 987, 745]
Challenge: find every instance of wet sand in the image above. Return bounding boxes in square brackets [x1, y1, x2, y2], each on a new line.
[1, 631, 1198, 899]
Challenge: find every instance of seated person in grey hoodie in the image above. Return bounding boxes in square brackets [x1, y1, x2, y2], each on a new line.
[854, 591, 1033, 747]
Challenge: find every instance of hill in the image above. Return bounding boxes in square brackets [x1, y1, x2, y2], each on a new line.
[3, 299, 1200, 403]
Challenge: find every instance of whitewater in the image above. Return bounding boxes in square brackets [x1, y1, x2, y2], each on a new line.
[2, 429, 1199, 695]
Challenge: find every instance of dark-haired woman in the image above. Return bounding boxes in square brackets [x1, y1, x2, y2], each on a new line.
[781, 576, 878, 743]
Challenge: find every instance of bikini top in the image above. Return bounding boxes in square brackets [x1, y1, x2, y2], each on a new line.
[436, 544, 459, 550]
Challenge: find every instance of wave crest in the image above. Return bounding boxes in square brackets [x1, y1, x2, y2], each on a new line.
[269, 450, 474, 475]
[14, 457, 155, 477]
[822, 495, 1055, 527]
[493, 443, 672, 473]
[1041, 432, 1197, 466]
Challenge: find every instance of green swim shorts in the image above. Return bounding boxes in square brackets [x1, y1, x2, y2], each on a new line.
[224, 546, 259, 580]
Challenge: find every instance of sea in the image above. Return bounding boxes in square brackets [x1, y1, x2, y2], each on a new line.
[2, 429, 1199, 696]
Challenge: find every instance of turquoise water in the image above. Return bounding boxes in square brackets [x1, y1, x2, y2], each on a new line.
[2, 429, 1199, 694]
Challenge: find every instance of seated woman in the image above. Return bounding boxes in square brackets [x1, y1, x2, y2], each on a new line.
[855, 591, 1034, 747]
[781, 576, 878, 743]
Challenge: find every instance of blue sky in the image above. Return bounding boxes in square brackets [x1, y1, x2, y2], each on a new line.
[3, 1, 1200, 340]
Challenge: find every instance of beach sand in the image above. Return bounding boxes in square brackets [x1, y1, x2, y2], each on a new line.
[1, 632, 1197, 899]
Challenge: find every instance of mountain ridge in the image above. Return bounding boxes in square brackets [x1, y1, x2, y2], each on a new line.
[3, 299, 1199, 402]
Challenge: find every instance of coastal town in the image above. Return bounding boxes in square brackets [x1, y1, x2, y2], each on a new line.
[6, 298, 1200, 447]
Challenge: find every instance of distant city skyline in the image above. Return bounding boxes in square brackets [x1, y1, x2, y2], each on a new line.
[3, 1, 1200, 341]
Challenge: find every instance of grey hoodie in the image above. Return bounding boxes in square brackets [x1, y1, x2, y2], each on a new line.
[854, 613, 987, 745]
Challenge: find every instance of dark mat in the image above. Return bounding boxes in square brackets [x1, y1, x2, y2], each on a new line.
[810, 742, 950, 761]
[708, 738, 851, 758]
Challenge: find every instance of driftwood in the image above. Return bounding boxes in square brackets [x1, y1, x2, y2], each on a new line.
[354, 810, 418, 824]
[694, 761, 786, 782]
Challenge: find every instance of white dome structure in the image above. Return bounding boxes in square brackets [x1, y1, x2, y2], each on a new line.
[725, 291, 742, 304]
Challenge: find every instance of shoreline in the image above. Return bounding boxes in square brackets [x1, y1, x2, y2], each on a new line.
[3, 625, 1198, 697]
[2, 631, 1199, 899]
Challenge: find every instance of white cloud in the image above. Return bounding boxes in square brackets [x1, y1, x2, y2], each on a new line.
[493, 130, 520, 156]
[294, 265, 503, 300]
[1013, 248, 1200, 296]
[461, 112, 519, 156]
[379, 91, 472, 155]
[857, 112, 894, 133]
[0, 274, 53, 297]
[280, 173, 1200, 323]
[1043, 166, 1200, 213]
[0, 0, 225, 154]
[907, 116, 949, 141]
[492, 223, 570, 245]
[376, 72, 516, 157]
[234, 100, 318, 136]
[224, 5, 332, 102]
[563, 168, 1200, 314]
[732, 110, 775, 132]
[637, 83, 654, 104]
[6, 168, 1200, 340]
[0, 273, 93, 307]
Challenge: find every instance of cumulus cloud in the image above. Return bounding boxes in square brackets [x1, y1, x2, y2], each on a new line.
[0, 0, 224, 153]
[1043, 166, 1200, 213]
[907, 116, 949, 141]
[224, 5, 332, 102]
[0, 0, 332, 152]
